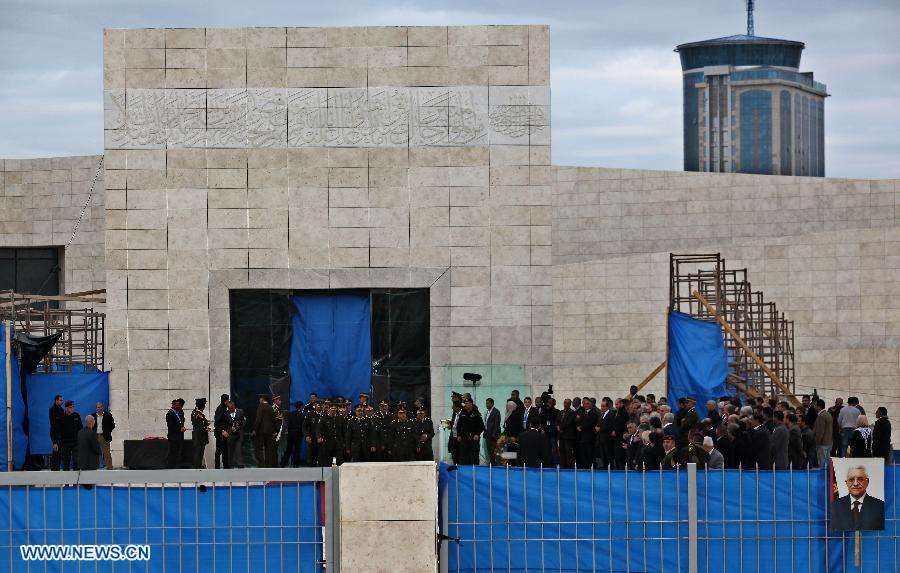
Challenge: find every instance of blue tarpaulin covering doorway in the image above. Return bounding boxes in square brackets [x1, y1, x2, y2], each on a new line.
[289, 293, 372, 405]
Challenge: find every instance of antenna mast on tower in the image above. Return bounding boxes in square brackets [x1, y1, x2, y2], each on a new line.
[746, 0, 755, 36]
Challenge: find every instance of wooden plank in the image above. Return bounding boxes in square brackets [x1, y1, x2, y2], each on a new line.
[693, 290, 800, 406]
[634, 361, 666, 396]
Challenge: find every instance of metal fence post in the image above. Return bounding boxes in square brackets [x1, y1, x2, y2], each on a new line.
[687, 463, 698, 573]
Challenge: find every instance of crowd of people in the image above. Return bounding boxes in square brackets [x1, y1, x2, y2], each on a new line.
[447, 387, 893, 470]
[46, 385, 893, 472]
[174, 392, 437, 469]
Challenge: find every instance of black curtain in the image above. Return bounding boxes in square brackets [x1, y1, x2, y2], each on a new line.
[371, 289, 431, 407]
[228, 290, 292, 429]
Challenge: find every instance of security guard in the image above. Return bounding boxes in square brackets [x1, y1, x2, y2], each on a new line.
[415, 408, 435, 461]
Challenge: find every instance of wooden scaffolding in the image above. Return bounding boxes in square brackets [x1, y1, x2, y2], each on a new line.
[0, 289, 105, 371]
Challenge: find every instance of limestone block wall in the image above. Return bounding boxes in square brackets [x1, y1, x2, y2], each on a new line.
[103, 26, 552, 458]
[338, 462, 437, 572]
[0, 156, 106, 299]
[553, 166, 900, 438]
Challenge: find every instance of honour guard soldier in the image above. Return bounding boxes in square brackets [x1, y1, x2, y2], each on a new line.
[388, 407, 418, 462]
[347, 404, 370, 462]
[254, 394, 278, 468]
[358, 392, 371, 409]
[317, 404, 345, 466]
[366, 405, 385, 461]
[415, 408, 435, 461]
[191, 398, 211, 468]
[303, 401, 323, 466]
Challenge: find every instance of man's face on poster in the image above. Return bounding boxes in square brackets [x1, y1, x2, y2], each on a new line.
[846, 468, 870, 498]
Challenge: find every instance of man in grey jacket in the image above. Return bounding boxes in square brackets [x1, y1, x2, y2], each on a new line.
[703, 436, 725, 469]
[771, 411, 789, 470]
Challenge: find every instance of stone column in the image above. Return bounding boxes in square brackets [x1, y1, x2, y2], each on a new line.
[338, 461, 437, 572]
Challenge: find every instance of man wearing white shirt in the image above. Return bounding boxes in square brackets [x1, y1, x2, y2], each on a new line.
[521, 397, 533, 431]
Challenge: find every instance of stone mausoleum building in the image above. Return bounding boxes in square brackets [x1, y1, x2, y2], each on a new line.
[1, 26, 898, 464]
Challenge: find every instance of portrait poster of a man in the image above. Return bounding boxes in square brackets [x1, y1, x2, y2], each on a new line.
[830, 458, 885, 532]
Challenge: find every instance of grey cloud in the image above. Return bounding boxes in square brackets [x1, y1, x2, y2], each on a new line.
[0, 0, 898, 178]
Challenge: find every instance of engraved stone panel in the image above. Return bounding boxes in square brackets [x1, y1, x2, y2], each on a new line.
[103, 85, 548, 149]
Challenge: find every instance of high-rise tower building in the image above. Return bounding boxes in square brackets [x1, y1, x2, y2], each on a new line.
[676, 5, 827, 176]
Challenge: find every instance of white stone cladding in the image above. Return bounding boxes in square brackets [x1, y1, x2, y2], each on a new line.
[553, 167, 900, 442]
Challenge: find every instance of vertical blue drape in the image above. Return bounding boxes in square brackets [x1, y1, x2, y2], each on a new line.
[24, 366, 110, 455]
[667, 311, 731, 417]
[289, 293, 371, 404]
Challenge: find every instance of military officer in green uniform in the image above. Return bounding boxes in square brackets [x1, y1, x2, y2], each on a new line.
[316, 404, 345, 466]
[388, 407, 418, 462]
[303, 401, 322, 466]
[415, 408, 435, 461]
[346, 404, 370, 462]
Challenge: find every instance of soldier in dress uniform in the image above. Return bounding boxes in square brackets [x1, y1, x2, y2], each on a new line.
[388, 407, 418, 462]
[254, 394, 278, 468]
[358, 392, 371, 410]
[317, 404, 345, 466]
[378, 399, 392, 421]
[272, 395, 284, 461]
[415, 408, 435, 461]
[365, 405, 384, 461]
[346, 404, 370, 462]
[191, 398, 210, 469]
[303, 401, 322, 466]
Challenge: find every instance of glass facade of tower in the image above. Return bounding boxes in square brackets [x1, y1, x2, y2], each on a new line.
[676, 35, 827, 177]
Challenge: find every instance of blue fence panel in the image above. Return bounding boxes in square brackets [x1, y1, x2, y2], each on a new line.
[446, 464, 900, 573]
[0, 482, 323, 573]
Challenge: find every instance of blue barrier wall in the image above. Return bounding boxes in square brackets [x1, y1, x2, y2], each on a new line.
[0, 482, 323, 572]
[445, 464, 899, 573]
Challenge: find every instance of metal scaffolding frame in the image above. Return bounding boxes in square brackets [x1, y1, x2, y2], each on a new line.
[669, 253, 795, 402]
[0, 289, 105, 371]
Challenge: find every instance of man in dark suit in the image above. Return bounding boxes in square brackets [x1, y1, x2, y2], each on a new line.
[596, 397, 615, 468]
[483, 398, 501, 464]
[166, 398, 187, 469]
[517, 416, 550, 468]
[77, 415, 101, 471]
[576, 397, 598, 468]
[831, 465, 885, 531]
[750, 413, 773, 470]
[213, 393, 230, 469]
[872, 407, 892, 464]
[49, 395, 65, 471]
[662, 412, 680, 448]
[612, 398, 629, 468]
[557, 398, 576, 468]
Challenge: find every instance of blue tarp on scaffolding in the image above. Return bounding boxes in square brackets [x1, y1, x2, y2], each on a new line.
[667, 311, 731, 417]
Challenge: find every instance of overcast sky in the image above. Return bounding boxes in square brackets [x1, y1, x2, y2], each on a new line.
[1, 0, 898, 178]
